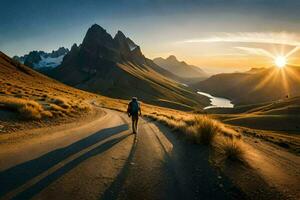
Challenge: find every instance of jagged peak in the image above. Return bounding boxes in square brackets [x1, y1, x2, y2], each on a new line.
[114, 30, 127, 39]
[51, 47, 69, 54]
[89, 24, 106, 32]
[56, 47, 68, 51]
[71, 43, 79, 51]
[82, 24, 115, 50]
[84, 24, 111, 39]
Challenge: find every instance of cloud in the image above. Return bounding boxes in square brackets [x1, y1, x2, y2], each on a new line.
[235, 46, 275, 58]
[201, 53, 248, 57]
[180, 32, 300, 46]
[235, 45, 300, 59]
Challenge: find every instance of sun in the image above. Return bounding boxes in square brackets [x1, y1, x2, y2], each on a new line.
[275, 56, 286, 68]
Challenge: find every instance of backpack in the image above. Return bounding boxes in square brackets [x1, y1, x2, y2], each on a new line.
[130, 101, 139, 114]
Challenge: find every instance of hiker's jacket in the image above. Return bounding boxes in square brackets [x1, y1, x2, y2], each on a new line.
[127, 100, 140, 116]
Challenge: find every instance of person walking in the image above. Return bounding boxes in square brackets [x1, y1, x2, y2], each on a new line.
[127, 97, 141, 134]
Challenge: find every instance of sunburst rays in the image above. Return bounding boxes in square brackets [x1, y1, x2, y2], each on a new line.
[250, 43, 300, 96]
[252, 68, 278, 91]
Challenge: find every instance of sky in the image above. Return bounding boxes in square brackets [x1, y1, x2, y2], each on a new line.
[1, 0, 300, 73]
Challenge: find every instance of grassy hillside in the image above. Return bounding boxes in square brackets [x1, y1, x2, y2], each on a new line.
[220, 97, 300, 130]
[204, 96, 300, 153]
[206, 95, 300, 131]
[194, 66, 300, 105]
[0, 51, 95, 132]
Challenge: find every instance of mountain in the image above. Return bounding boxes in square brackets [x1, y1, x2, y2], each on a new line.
[13, 47, 69, 70]
[50, 24, 209, 110]
[153, 55, 207, 82]
[193, 66, 300, 105]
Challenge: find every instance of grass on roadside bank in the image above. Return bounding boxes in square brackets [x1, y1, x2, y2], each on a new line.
[145, 111, 245, 163]
[0, 95, 91, 120]
[0, 96, 52, 120]
[96, 97, 246, 163]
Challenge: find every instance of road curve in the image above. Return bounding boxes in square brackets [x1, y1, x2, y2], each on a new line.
[0, 108, 244, 200]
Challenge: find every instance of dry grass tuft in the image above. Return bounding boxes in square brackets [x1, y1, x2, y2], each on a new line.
[190, 116, 220, 145]
[214, 137, 245, 162]
[0, 96, 52, 120]
[146, 112, 221, 145]
[50, 97, 71, 109]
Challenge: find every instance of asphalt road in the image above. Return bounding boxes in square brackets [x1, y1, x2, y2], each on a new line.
[0, 109, 244, 200]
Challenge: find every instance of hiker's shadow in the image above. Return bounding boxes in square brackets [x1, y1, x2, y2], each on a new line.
[100, 120, 238, 200]
[150, 121, 245, 200]
[0, 124, 130, 199]
[152, 121, 287, 200]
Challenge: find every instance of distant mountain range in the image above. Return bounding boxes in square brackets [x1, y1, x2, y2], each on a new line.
[13, 47, 69, 70]
[49, 24, 209, 110]
[193, 66, 300, 105]
[153, 55, 207, 81]
[12, 24, 298, 109]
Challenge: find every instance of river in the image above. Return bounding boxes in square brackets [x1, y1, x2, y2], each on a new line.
[197, 91, 234, 110]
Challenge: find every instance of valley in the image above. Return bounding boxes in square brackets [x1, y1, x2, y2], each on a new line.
[1, 20, 299, 200]
[193, 66, 300, 105]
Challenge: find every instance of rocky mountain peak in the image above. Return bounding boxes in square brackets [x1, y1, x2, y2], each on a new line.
[82, 24, 115, 50]
[13, 47, 69, 70]
[114, 30, 127, 41]
[89, 24, 107, 33]
[153, 55, 207, 79]
[50, 47, 69, 58]
[126, 38, 137, 50]
[70, 43, 78, 51]
[114, 30, 131, 55]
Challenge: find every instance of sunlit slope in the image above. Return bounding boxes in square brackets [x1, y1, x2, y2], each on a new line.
[194, 66, 300, 105]
[51, 24, 209, 110]
[0, 51, 93, 121]
[54, 58, 208, 110]
[208, 95, 300, 134]
[244, 96, 300, 115]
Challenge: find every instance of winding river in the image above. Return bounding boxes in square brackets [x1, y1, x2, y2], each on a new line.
[197, 91, 234, 110]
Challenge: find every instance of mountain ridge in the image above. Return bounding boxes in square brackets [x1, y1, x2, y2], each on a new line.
[153, 55, 207, 82]
[50, 24, 209, 110]
[193, 66, 300, 105]
[13, 47, 69, 70]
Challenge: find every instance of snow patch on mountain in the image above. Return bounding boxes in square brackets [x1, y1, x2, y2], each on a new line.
[13, 47, 69, 70]
[34, 55, 65, 68]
